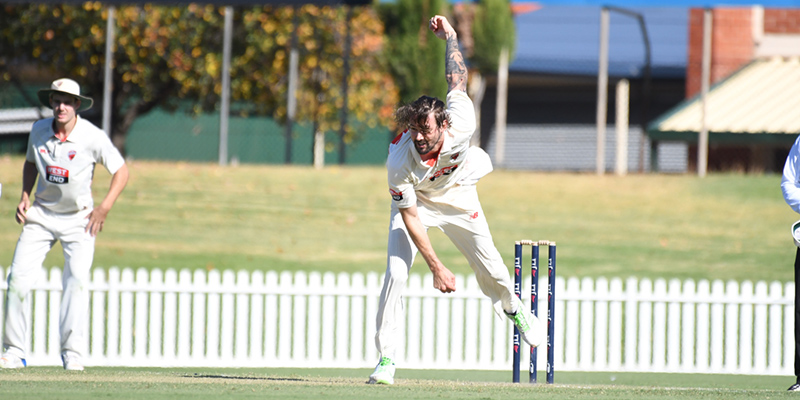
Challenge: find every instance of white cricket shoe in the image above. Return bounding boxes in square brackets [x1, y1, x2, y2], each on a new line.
[368, 356, 395, 385]
[62, 354, 84, 371]
[0, 354, 26, 369]
[506, 306, 545, 347]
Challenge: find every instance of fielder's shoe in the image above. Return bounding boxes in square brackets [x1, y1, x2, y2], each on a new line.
[62, 354, 84, 371]
[368, 356, 395, 385]
[0, 354, 26, 369]
[788, 382, 800, 391]
[506, 306, 545, 348]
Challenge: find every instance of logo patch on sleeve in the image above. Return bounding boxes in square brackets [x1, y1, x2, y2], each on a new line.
[389, 188, 403, 201]
[46, 166, 69, 184]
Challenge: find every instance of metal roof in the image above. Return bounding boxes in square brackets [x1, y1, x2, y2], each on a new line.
[648, 56, 800, 141]
[512, 5, 688, 78]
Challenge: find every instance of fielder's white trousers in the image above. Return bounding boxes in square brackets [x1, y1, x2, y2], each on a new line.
[3, 203, 95, 360]
[374, 185, 518, 361]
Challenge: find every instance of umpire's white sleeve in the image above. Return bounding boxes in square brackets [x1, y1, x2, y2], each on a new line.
[782, 136, 800, 214]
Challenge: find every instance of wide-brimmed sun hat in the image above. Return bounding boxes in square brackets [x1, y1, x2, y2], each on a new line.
[791, 219, 800, 248]
[37, 78, 93, 112]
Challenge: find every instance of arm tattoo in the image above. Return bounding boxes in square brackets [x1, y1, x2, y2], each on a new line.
[445, 35, 467, 93]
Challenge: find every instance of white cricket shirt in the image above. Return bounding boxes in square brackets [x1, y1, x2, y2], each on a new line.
[387, 90, 490, 210]
[783, 136, 800, 214]
[26, 116, 125, 213]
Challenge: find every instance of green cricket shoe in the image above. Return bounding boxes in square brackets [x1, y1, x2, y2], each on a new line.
[368, 356, 396, 385]
[506, 304, 545, 347]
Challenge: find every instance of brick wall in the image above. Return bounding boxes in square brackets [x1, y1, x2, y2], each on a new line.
[686, 8, 753, 98]
[686, 8, 800, 99]
[764, 9, 800, 33]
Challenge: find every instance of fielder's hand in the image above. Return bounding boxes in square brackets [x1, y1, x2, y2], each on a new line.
[85, 205, 110, 237]
[15, 197, 30, 224]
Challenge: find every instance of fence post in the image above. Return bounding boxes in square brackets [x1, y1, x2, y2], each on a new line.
[293, 271, 308, 363]
[162, 269, 178, 361]
[148, 268, 164, 361]
[667, 279, 682, 371]
[91, 268, 107, 362]
[221, 270, 236, 362]
[236, 270, 251, 361]
[652, 279, 667, 370]
[579, 277, 594, 370]
[135, 268, 150, 361]
[210, 269, 224, 360]
[724, 280, 740, 373]
[194, 269, 210, 361]
[250, 270, 265, 360]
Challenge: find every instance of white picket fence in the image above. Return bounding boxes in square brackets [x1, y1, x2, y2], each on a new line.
[0, 266, 794, 375]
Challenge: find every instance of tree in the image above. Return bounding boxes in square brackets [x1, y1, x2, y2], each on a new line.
[0, 4, 398, 157]
[378, 0, 448, 105]
[236, 5, 399, 165]
[471, 0, 515, 75]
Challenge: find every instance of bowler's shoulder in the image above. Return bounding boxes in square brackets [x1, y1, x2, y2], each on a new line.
[446, 89, 472, 106]
[386, 131, 412, 171]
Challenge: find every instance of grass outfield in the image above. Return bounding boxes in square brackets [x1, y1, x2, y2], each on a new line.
[0, 368, 796, 399]
[0, 154, 796, 282]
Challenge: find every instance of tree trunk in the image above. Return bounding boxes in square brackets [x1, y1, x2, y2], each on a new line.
[109, 79, 178, 157]
[313, 130, 325, 170]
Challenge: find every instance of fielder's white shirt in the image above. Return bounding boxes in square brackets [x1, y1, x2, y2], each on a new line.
[387, 90, 492, 210]
[26, 116, 125, 213]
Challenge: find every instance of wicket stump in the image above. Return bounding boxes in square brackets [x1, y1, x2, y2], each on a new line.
[512, 240, 556, 384]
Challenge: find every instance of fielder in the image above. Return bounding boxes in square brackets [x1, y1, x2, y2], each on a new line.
[0, 78, 128, 371]
[368, 15, 544, 385]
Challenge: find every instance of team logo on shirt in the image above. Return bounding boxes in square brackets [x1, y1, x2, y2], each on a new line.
[450, 152, 459, 161]
[429, 164, 458, 182]
[389, 188, 403, 201]
[46, 166, 69, 184]
[68, 150, 76, 161]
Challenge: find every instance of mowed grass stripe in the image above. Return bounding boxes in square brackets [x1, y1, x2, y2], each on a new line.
[0, 368, 794, 399]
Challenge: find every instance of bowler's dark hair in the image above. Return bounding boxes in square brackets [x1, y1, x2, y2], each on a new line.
[395, 96, 448, 132]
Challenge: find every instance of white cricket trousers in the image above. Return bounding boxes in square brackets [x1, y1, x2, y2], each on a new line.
[374, 185, 519, 361]
[4, 203, 95, 360]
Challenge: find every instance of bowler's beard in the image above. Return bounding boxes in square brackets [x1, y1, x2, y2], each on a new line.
[414, 131, 442, 155]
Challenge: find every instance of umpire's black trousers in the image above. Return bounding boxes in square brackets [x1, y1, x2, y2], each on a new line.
[795, 248, 800, 380]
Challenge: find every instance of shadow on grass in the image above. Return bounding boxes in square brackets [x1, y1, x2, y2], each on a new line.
[184, 373, 305, 382]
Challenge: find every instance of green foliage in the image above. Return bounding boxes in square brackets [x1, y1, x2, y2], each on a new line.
[471, 0, 516, 74]
[237, 6, 398, 138]
[0, 4, 398, 153]
[378, 0, 448, 105]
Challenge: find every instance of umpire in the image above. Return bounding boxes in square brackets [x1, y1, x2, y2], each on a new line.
[782, 135, 800, 391]
[0, 78, 128, 371]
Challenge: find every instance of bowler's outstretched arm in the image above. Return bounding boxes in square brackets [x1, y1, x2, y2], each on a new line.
[429, 15, 467, 93]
